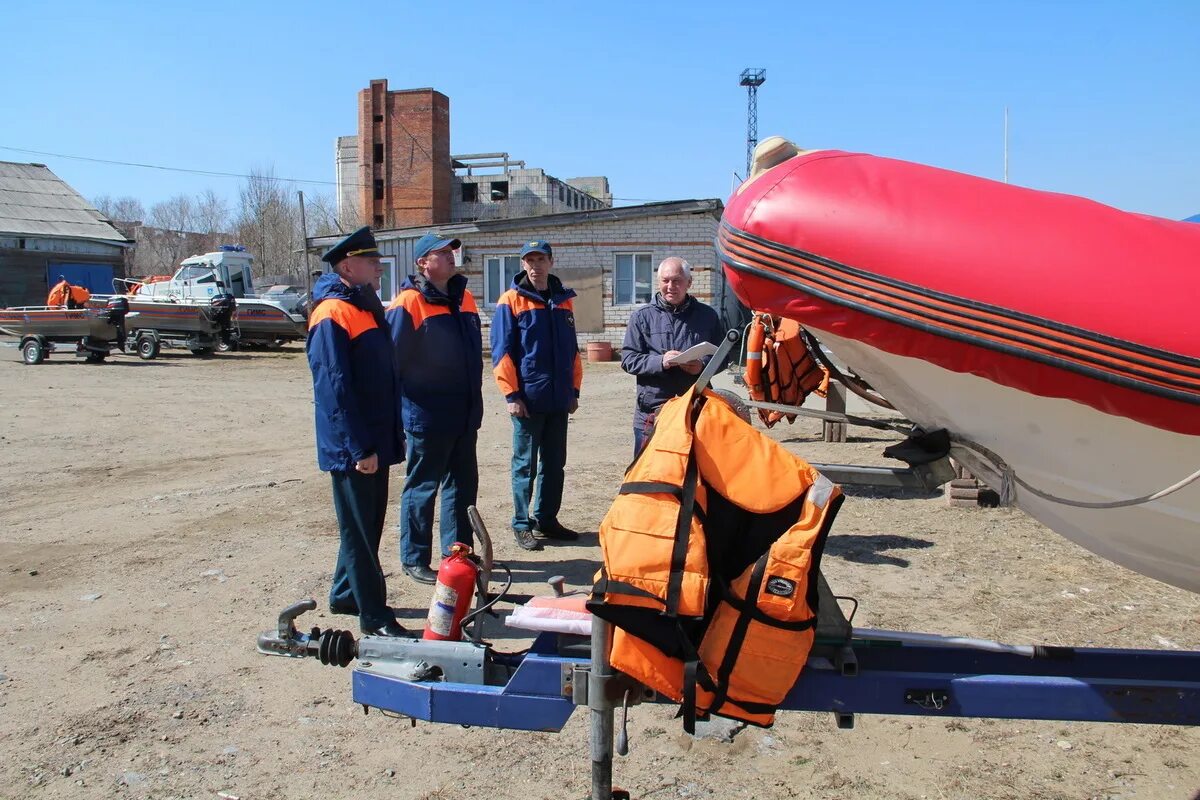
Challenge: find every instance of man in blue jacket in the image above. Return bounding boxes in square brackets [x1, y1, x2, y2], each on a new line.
[307, 226, 410, 638]
[621, 257, 723, 454]
[491, 240, 582, 551]
[386, 233, 483, 584]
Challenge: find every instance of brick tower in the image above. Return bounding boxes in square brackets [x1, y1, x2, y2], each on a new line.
[357, 79, 451, 229]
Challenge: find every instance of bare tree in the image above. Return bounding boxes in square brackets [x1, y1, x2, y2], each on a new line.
[304, 191, 345, 238]
[235, 167, 301, 282]
[145, 195, 198, 273]
[92, 195, 146, 225]
[194, 189, 232, 253]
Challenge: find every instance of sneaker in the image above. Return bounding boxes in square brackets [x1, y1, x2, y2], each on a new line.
[513, 527, 543, 551]
[534, 520, 580, 541]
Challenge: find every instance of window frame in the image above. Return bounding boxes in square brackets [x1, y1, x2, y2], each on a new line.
[613, 252, 653, 306]
[484, 254, 523, 306]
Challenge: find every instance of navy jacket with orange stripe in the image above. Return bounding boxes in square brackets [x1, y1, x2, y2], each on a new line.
[490, 272, 582, 414]
[385, 274, 483, 434]
[306, 274, 404, 471]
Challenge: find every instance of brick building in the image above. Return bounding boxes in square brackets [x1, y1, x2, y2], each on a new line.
[335, 79, 612, 228]
[310, 199, 724, 350]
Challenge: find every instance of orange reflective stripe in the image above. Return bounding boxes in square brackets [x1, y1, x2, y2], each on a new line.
[460, 290, 479, 315]
[390, 288, 477, 328]
[308, 298, 378, 339]
[494, 353, 520, 397]
[504, 292, 543, 315]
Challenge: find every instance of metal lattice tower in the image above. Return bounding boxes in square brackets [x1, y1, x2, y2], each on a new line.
[739, 68, 766, 177]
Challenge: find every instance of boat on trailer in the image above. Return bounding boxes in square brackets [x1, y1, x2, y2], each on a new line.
[145, 246, 307, 348]
[0, 280, 132, 364]
[718, 138, 1200, 594]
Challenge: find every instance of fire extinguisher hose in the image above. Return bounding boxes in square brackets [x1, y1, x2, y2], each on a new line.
[459, 560, 513, 633]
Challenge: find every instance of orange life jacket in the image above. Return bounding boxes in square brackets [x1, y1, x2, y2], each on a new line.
[46, 280, 91, 308]
[590, 386, 842, 730]
[743, 313, 830, 427]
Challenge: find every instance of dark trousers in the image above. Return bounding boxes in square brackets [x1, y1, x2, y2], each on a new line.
[510, 411, 568, 531]
[329, 468, 392, 630]
[400, 430, 478, 568]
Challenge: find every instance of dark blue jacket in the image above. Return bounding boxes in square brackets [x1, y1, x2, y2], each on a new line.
[490, 272, 582, 414]
[621, 293, 723, 416]
[386, 274, 483, 435]
[306, 274, 404, 471]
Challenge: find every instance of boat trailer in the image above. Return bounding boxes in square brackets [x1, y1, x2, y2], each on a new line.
[257, 332, 1199, 799]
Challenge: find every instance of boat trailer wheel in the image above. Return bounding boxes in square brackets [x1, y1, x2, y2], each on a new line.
[136, 335, 160, 360]
[21, 338, 46, 365]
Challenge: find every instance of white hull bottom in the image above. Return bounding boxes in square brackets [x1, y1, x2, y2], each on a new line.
[813, 329, 1200, 594]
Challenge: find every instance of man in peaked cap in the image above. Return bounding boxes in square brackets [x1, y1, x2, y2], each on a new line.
[490, 239, 583, 552]
[306, 226, 411, 637]
[385, 232, 483, 585]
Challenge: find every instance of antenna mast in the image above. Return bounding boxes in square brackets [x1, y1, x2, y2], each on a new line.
[740, 68, 766, 178]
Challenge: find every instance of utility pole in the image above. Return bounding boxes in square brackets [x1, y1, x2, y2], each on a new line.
[298, 190, 313, 293]
[740, 68, 766, 178]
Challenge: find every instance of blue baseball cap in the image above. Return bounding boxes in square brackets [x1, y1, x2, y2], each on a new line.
[413, 232, 461, 263]
[519, 239, 553, 259]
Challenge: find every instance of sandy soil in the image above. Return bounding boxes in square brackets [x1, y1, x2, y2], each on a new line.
[0, 342, 1197, 800]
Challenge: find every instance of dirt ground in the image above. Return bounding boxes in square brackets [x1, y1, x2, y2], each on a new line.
[0, 342, 1197, 800]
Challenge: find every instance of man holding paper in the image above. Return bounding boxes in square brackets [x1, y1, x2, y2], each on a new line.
[620, 256, 723, 453]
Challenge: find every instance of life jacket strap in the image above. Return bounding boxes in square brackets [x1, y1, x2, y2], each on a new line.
[618, 481, 683, 497]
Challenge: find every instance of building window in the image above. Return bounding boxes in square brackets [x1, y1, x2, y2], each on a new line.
[373, 114, 383, 122]
[489, 181, 509, 201]
[373, 142, 384, 162]
[462, 182, 478, 202]
[374, 215, 384, 227]
[373, 179, 384, 200]
[485, 255, 522, 304]
[614, 253, 652, 305]
[558, 185, 564, 202]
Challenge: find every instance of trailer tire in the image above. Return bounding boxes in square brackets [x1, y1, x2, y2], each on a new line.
[190, 347, 214, 357]
[137, 335, 160, 360]
[21, 338, 46, 365]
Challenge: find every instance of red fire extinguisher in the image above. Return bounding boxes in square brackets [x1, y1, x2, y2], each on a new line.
[423, 544, 479, 641]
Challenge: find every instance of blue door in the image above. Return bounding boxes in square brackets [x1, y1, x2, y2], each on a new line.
[48, 263, 115, 293]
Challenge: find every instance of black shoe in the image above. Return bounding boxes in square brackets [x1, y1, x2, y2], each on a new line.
[534, 520, 580, 541]
[329, 601, 360, 616]
[361, 619, 416, 638]
[513, 528, 543, 551]
[403, 564, 438, 584]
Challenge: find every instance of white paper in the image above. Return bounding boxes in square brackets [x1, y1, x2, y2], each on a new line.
[664, 341, 718, 366]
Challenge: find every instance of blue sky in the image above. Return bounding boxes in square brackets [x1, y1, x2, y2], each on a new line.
[2, 0, 1196, 219]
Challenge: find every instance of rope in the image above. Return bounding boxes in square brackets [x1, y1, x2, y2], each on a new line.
[949, 433, 1200, 510]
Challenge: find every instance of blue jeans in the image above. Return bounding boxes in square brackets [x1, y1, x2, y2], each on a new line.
[328, 468, 392, 630]
[399, 430, 478, 568]
[511, 411, 568, 531]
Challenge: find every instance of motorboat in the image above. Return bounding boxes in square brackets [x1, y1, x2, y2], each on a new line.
[0, 281, 131, 364]
[86, 289, 235, 357]
[718, 138, 1200, 593]
[150, 247, 307, 347]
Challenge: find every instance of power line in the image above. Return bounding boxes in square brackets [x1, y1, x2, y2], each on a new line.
[0, 143, 669, 203]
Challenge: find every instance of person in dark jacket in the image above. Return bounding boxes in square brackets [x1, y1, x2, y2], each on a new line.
[621, 257, 723, 454]
[490, 239, 582, 551]
[306, 226, 410, 638]
[386, 233, 483, 585]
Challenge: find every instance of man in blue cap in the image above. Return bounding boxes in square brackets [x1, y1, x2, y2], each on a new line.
[386, 232, 483, 584]
[307, 226, 411, 637]
[490, 239, 582, 551]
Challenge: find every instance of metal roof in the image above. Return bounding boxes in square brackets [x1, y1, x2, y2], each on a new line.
[0, 161, 130, 243]
[308, 198, 724, 249]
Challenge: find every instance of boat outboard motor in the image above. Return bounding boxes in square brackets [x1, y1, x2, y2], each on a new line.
[98, 295, 130, 345]
[209, 292, 238, 347]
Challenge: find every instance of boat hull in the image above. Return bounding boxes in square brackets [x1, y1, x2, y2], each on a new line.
[0, 307, 122, 342]
[233, 300, 307, 343]
[720, 146, 1200, 593]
